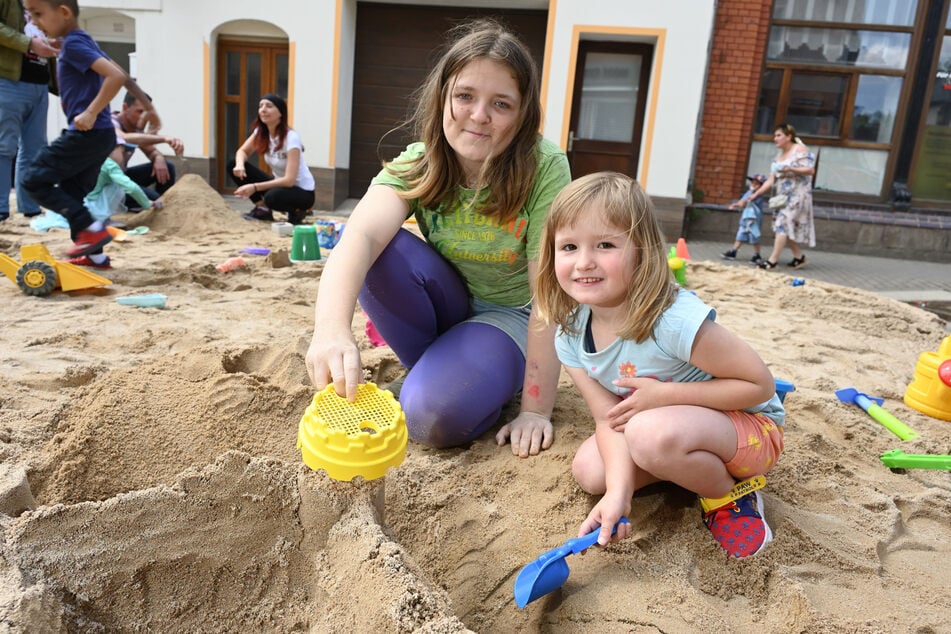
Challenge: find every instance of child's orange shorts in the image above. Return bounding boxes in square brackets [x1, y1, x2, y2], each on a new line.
[723, 411, 784, 479]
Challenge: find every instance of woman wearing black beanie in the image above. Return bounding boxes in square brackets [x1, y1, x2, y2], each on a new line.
[229, 93, 315, 224]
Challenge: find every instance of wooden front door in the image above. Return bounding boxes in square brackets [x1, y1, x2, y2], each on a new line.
[215, 39, 289, 191]
[567, 41, 653, 180]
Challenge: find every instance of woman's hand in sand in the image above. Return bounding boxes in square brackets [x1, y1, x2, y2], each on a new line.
[607, 377, 667, 429]
[495, 411, 553, 458]
[305, 334, 363, 402]
[579, 494, 632, 547]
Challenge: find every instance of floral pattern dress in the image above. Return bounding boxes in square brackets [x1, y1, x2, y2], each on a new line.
[770, 148, 816, 247]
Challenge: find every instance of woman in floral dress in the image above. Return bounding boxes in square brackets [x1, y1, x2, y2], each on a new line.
[752, 123, 816, 270]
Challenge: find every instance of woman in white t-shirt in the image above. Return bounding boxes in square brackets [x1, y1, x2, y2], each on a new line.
[230, 93, 315, 224]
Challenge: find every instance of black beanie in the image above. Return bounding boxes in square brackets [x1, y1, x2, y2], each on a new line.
[260, 93, 288, 123]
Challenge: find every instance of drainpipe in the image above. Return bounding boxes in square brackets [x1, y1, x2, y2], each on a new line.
[891, 0, 945, 211]
[686, 0, 719, 211]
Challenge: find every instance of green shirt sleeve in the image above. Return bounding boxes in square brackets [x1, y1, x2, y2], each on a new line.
[0, 3, 30, 54]
[367, 138, 570, 306]
[370, 142, 424, 217]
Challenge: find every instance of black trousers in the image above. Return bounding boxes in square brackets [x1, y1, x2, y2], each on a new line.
[125, 159, 176, 205]
[22, 127, 115, 238]
[227, 160, 314, 212]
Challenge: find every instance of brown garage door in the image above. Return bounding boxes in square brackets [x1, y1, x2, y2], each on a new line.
[349, 3, 548, 198]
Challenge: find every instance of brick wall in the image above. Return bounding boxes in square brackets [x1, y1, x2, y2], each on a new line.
[693, 1, 773, 205]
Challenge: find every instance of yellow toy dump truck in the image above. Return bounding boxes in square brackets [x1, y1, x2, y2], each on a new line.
[0, 244, 111, 296]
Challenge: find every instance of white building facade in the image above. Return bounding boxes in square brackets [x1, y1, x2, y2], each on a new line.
[60, 0, 716, 238]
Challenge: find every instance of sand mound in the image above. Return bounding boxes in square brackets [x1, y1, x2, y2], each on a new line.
[30, 344, 311, 505]
[5, 452, 467, 632]
[2, 175, 950, 631]
[119, 174, 247, 236]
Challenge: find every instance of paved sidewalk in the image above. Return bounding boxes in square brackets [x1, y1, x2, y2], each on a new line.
[682, 239, 951, 303]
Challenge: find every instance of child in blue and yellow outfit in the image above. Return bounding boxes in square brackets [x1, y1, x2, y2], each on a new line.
[721, 173, 767, 264]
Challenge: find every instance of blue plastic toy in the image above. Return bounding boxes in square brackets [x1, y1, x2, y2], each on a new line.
[514, 518, 629, 608]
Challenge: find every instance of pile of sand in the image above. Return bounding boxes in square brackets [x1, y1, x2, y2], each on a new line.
[1, 176, 949, 632]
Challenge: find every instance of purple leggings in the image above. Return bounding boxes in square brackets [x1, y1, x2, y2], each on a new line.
[358, 230, 525, 448]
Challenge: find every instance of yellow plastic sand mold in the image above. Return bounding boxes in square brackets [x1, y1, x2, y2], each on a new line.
[904, 335, 951, 422]
[297, 382, 407, 481]
[0, 244, 111, 296]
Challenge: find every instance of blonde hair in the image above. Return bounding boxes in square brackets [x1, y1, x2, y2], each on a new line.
[534, 172, 675, 343]
[383, 19, 541, 223]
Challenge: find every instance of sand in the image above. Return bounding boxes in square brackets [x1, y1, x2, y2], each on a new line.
[1, 175, 950, 633]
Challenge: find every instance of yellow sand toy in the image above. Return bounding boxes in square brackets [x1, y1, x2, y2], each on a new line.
[297, 382, 407, 481]
[667, 246, 686, 285]
[0, 244, 111, 296]
[904, 335, 951, 422]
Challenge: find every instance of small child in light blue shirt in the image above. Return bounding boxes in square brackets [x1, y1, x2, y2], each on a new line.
[721, 173, 767, 264]
[534, 172, 785, 559]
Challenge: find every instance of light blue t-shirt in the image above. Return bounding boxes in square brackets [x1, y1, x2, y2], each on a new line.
[555, 289, 785, 426]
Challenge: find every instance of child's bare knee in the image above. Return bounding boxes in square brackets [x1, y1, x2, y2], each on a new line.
[571, 451, 605, 494]
[626, 420, 679, 471]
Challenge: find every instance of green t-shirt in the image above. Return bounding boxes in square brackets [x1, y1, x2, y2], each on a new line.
[371, 136, 571, 307]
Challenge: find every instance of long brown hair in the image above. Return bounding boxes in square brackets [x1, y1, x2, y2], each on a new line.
[384, 19, 542, 222]
[535, 172, 675, 343]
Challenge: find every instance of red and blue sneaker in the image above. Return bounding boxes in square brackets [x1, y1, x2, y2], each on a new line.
[701, 477, 773, 558]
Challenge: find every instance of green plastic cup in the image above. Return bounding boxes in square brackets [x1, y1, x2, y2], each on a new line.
[290, 225, 320, 262]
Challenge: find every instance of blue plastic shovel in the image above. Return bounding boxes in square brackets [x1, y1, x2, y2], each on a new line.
[514, 518, 629, 608]
[835, 387, 919, 440]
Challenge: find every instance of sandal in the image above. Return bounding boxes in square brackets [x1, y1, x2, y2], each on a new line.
[242, 206, 274, 222]
[757, 259, 777, 270]
[787, 256, 807, 269]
